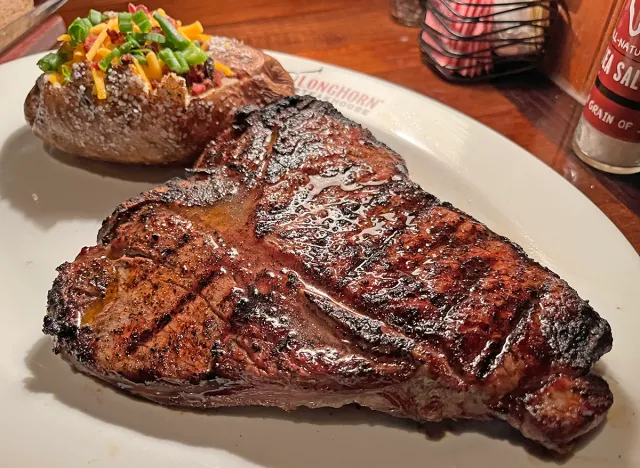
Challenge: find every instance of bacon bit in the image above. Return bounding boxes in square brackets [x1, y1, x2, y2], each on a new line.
[213, 69, 224, 87]
[150, 79, 161, 88]
[83, 34, 97, 53]
[191, 83, 207, 95]
[107, 29, 124, 45]
[106, 29, 119, 43]
[128, 3, 149, 13]
[121, 54, 134, 65]
[90, 62, 100, 70]
[185, 65, 206, 86]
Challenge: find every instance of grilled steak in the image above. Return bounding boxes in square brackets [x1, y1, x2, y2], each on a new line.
[44, 96, 613, 452]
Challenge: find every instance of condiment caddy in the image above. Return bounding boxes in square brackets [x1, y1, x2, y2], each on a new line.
[419, 0, 557, 81]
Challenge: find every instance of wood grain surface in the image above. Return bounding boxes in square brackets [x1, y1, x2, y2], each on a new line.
[544, 0, 625, 101]
[29, 0, 640, 253]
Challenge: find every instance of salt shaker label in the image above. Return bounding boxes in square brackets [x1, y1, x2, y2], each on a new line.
[583, 0, 640, 143]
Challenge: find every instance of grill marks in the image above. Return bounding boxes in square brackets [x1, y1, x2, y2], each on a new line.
[259, 176, 433, 283]
[89, 206, 240, 381]
[472, 292, 538, 380]
[124, 268, 221, 356]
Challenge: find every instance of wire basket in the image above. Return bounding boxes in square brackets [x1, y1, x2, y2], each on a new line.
[419, 0, 558, 82]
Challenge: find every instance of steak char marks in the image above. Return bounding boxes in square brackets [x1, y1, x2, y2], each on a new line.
[44, 96, 613, 452]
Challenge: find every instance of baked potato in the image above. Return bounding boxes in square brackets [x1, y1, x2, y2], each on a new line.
[24, 5, 294, 165]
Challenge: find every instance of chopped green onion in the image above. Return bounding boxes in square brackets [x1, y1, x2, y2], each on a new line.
[153, 13, 190, 50]
[131, 48, 153, 57]
[118, 12, 134, 33]
[37, 53, 62, 72]
[124, 34, 141, 48]
[132, 53, 148, 65]
[118, 39, 139, 55]
[130, 32, 165, 44]
[158, 48, 188, 74]
[193, 40, 200, 48]
[99, 47, 122, 71]
[60, 65, 71, 83]
[88, 9, 103, 25]
[57, 46, 72, 63]
[175, 53, 189, 72]
[101, 13, 109, 22]
[178, 44, 208, 66]
[143, 32, 166, 43]
[68, 17, 90, 44]
[157, 49, 174, 62]
[82, 18, 93, 29]
[132, 9, 152, 33]
[129, 32, 145, 43]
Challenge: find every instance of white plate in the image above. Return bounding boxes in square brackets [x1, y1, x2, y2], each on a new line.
[0, 52, 638, 468]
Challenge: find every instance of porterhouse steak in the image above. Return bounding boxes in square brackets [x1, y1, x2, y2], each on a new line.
[44, 96, 613, 452]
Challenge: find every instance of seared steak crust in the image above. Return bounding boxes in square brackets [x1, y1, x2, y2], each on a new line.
[44, 96, 613, 452]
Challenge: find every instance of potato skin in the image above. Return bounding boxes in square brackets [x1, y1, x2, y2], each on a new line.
[24, 37, 294, 165]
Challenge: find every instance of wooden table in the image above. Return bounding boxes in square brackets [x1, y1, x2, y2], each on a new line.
[9, 0, 640, 253]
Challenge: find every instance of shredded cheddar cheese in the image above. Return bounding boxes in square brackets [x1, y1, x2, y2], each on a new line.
[73, 50, 86, 62]
[57, 34, 72, 42]
[91, 68, 107, 99]
[214, 61, 234, 77]
[90, 23, 108, 35]
[94, 48, 111, 61]
[132, 58, 152, 90]
[86, 20, 114, 61]
[144, 51, 163, 80]
[178, 21, 203, 41]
